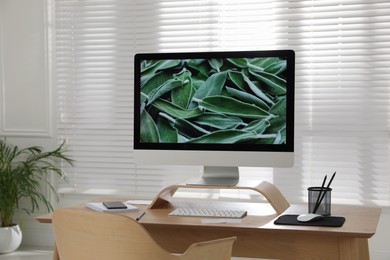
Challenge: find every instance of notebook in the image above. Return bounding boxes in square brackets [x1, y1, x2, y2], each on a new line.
[86, 202, 139, 213]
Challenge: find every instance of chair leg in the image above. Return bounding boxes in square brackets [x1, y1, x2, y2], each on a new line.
[53, 242, 60, 260]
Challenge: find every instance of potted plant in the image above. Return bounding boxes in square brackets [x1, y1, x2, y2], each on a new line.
[0, 139, 73, 253]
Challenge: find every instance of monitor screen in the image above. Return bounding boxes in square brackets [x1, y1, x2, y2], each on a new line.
[133, 50, 295, 186]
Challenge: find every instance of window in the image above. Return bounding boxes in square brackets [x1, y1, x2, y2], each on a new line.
[55, 0, 390, 206]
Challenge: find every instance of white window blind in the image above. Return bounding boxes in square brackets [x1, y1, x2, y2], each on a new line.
[55, 0, 390, 206]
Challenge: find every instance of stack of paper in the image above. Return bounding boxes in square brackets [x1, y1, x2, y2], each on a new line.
[86, 202, 139, 213]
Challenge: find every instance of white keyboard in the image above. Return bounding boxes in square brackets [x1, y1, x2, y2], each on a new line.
[169, 208, 247, 219]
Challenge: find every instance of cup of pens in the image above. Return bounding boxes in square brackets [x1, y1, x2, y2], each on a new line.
[307, 171, 336, 216]
[308, 186, 332, 216]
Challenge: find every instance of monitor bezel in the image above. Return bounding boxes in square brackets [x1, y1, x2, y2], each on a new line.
[133, 49, 295, 154]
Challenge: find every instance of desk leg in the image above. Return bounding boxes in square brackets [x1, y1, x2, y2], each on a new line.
[358, 239, 370, 260]
[53, 242, 60, 260]
[339, 238, 369, 260]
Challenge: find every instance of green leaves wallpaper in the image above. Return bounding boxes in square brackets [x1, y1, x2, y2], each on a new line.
[139, 57, 288, 145]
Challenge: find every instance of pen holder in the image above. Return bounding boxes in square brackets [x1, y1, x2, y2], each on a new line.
[308, 186, 332, 216]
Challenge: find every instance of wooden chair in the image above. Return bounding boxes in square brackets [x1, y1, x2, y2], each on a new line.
[52, 208, 236, 260]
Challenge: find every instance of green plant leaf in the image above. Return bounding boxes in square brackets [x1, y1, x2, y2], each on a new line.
[191, 78, 206, 91]
[141, 59, 181, 75]
[249, 57, 280, 69]
[174, 118, 210, 138]
[249, 70, 286, 95]
[0, 139, 73, 227]
[269, 96, 286, 117]
[188, 129, 257, 143]
[159, 113, 210, 138]
[140, 92, 148, 105]
[156, 117, 178, 143]
[141, 71, 174, 95]
[140, 110, 160, 142]
[195, 95, 271, 119]
[242, 73, 275, 105]
[274, 126, 286, 144]
[147, 79, 182, 105]
[187, 59, 210, 77]
[229, 70, 274, 105]
[190, 112, 244, 130]
[152, 99, 203, 119]
[225, 86, 270, 110]
[227, 58, 248, 68]
[208, 59, 223, 72]
[264, 60, 286, 75]
[263, 97, 287, 142]
[228, 71, 251, 93]
[243, 118, 271, 134]
[141, 59, 181, 85]
[192, 71, 228, 100]
[171, 70, 194, 109]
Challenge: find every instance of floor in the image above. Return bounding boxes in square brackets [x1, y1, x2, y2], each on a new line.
[0, 247, 53, 260]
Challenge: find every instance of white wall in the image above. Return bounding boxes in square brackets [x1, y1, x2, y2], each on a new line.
[1, 0, 389, 259]
[0, 0, 57, 248]
[0, 0, 51, 138]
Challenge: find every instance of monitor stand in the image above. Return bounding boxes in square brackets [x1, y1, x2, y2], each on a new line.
[186, 166, 239, 187]
[149, 177, 290, 215]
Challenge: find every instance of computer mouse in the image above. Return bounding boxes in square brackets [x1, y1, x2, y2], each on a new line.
[297, 213, 324, 222]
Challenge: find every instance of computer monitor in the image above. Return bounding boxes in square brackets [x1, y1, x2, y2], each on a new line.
[133, 50, 295, 186]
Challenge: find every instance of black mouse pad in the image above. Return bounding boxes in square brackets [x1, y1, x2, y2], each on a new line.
[274, 214, 346, 227]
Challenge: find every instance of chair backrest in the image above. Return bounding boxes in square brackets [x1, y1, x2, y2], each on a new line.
[52, 208, 236, 260]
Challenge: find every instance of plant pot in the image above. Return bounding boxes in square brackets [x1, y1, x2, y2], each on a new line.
[0, 224, 22, 253]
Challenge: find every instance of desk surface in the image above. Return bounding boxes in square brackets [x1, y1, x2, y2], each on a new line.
[146, 199, 380, 237]
[37, 198, 381, 238]
[37, 198, 381, 260]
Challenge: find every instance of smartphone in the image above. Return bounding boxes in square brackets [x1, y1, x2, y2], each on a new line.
[102, 201, 127, 209]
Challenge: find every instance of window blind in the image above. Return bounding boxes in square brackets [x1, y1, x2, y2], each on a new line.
[55, 0, 390, 206]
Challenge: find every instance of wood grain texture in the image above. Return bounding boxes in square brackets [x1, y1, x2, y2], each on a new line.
[52, 208, 236, 260]
[149, 180, 290, 214]
[38, 197, 381, 260]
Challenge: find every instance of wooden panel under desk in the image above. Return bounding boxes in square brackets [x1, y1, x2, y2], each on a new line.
[36, 198, 381, 260]
[139, 200, 381, 259]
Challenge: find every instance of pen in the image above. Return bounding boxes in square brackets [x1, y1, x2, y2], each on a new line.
[313, 171, 336, 213]
[136, 212, 146, 221]
[313, 174, 327, 212]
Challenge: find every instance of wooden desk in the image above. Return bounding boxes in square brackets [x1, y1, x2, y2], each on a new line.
[37, 198, 381, 260]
